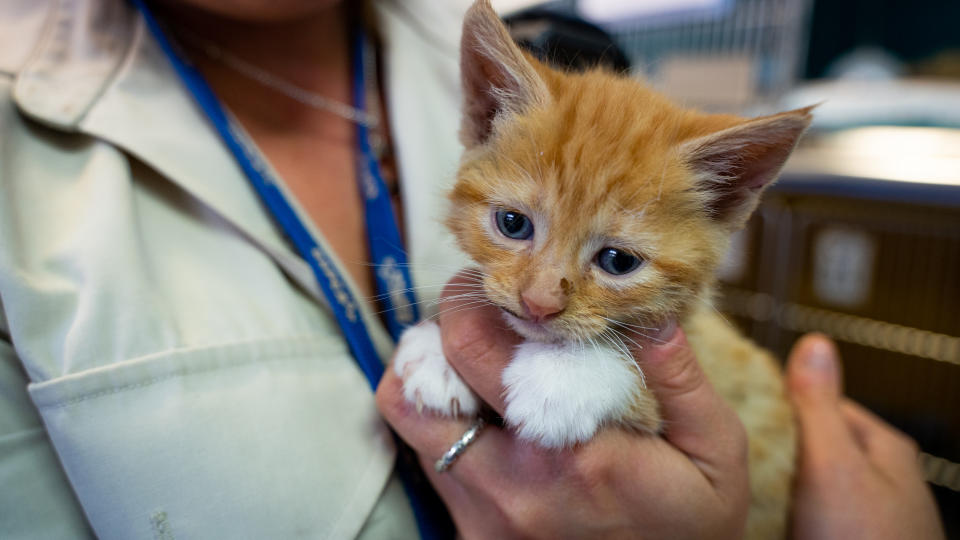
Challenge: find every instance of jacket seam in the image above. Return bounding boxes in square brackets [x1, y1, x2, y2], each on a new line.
[37, 334, 351, 410]
[326, 446, 394, 540]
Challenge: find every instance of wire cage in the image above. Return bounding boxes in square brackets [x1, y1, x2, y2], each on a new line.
[718, 179, 960, 530]
[566, 0, 813, 111]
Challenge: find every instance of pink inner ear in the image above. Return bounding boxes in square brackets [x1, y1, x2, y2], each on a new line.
[684, 108, 813, 223]
[460, 38, 509, 147]
[737, 138, 799, 192]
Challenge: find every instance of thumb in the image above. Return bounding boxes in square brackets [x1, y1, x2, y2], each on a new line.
[786, 333, 843, 409]
[638, 321, 747, 473]
[786, 334, 860, 461]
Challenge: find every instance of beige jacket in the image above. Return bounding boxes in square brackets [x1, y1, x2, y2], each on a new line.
[0, 0, 469, 537]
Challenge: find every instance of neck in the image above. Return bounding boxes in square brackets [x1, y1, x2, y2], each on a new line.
[156, 2, 356, 134]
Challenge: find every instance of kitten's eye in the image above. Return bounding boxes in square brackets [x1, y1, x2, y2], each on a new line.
[495, 210, 534, 240]
[596, 248, 643, 276]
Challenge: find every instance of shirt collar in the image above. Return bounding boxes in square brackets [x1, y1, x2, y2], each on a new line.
[10, 0, 471, 328]
[13, 0, 136, 130]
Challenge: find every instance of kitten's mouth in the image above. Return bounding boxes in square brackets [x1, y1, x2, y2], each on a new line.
[497, 306, 565, 343]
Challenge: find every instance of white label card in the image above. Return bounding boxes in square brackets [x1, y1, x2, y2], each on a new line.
[812, 227, 877, 308]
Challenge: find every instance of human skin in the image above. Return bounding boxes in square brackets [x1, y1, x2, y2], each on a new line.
[154, 0, 383, 300]
[378, 274, 949, 538]
[786, 334, 945, 540]
[377, 272, 751, 539]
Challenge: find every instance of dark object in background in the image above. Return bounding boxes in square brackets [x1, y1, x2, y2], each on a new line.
[805, 0, 960, 78]
[504, 8, 630, 72]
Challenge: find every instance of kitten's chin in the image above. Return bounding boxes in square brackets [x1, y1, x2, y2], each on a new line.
[499, 308, 566, 343]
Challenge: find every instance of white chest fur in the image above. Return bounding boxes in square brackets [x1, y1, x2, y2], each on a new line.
[394, 321, 642, 448]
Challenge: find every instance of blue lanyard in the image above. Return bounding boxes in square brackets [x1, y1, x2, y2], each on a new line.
[351, 34, 420, 342]
[133, 2, 451, 539]
[133, 3, 421, 383]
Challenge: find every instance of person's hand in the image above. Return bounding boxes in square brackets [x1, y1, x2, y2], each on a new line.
[786, 334, 945, 540]
[376, 271, 750, 539]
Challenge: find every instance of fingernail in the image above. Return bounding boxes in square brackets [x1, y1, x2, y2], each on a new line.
[654, 318, 678, 343]
[803, 338, 836, 373]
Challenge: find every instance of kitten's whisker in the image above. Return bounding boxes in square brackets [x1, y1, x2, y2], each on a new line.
[373, 298, 447, 316]
[604, 325, 647, 351]
[586, 335, 603, 366]
[437, 289, 487, 300]
[423, 299, 498, 322]
[422, 305, 493, 324]
[600, 316, 658, 332]
[365, 283, 482, 302]
[394, 293, 489, 316]
[435, 293, 490, 304]
[697, 296, 735, 328]
[602, 330, 648, 388]
[601, 316, 689, 348]
[354, 260, 490, 280]
[610, 323, 671, 347]
[371, 289, 488, 316]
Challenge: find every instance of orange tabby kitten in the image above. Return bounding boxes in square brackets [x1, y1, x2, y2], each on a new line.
[394, 1, 811, 537]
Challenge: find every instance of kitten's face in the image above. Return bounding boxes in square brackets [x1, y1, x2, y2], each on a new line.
[448, 78, 727, 343]
[448, 0, 811, 344]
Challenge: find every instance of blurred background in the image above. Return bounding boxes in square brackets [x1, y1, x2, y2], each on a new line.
[491, 0, 960, 533]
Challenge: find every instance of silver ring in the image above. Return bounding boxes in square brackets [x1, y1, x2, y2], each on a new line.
[434, 417, 486, 473]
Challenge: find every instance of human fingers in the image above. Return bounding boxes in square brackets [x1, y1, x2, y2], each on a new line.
[786, 334, 862, 465]
[837, 400, 945, 540]
[634, 323, 748, 486]
[787, 334, 843, 406]
[438, 271, 521, 416]
[839, 399, 922, 478]
[375, 363, 509, 482]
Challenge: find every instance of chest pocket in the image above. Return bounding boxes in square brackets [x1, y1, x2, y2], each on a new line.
[28, 335, 397, 540]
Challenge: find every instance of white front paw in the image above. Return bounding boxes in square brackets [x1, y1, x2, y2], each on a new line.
[502, 341, 639, 448]
[394, 321, 480, 417]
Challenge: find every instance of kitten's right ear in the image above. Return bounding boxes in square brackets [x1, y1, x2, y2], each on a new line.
[459, 0, 550, 148]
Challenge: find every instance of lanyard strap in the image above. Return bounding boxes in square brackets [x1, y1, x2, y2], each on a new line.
[352, 32, 420, 341]
[133, 2, 450, 539]
[134, 2, 417, 384]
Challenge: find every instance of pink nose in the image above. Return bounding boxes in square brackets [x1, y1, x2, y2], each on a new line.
[520, 291, 565, 322]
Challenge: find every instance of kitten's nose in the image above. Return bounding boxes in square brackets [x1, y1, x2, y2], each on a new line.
[520, 289, 566, 322]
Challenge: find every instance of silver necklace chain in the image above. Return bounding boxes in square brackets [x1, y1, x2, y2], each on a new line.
[178, 31, 381, 130]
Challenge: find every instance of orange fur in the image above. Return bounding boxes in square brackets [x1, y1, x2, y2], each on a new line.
[447, 1, 811, 537]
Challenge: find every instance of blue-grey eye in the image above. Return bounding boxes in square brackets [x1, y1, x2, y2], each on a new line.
[596, 248, 642, 275]
[496, 210, 533, 240]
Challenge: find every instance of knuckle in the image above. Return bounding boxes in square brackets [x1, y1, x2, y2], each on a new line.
[806, 454, 862, 488]
[728, 417, 749, 466]
[893, 431, 920, 456]
[442, 323, 496, 369]
[503, 497, 550, 538]
[569, 448, 613, 493]
[374, 375, 408, 422]
[657, 348, 706, 395]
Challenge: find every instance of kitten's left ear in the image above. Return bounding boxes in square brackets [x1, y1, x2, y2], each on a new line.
[459, 0, 550, 148]
[682, 106, 814, 228]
